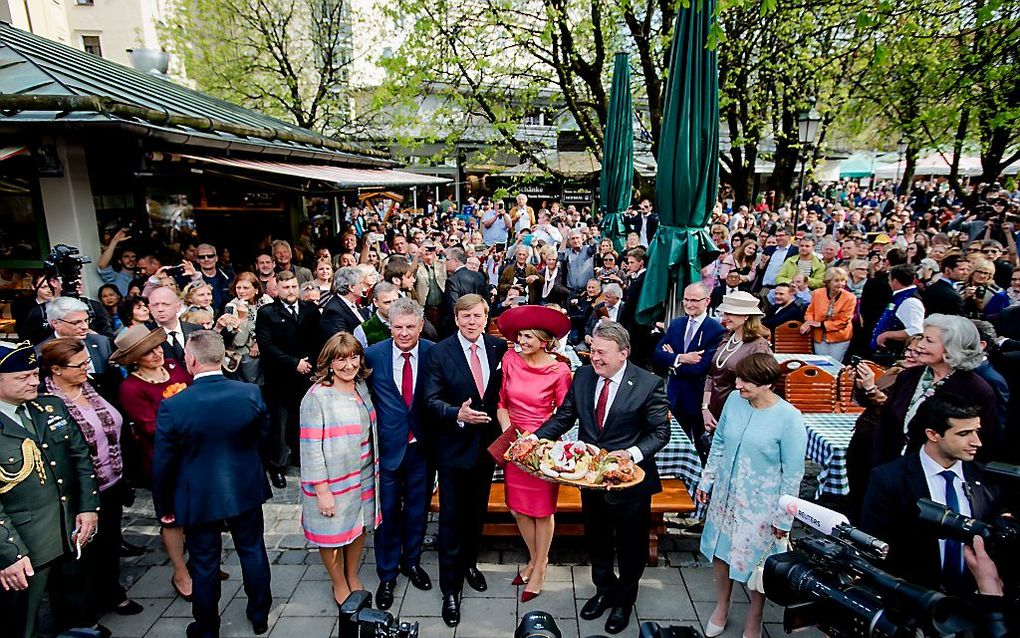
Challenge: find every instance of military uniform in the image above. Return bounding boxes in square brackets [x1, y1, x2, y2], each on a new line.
[0, 392, 100, 637]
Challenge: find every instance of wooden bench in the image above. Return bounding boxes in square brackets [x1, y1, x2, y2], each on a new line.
[429, 478, 695, 566]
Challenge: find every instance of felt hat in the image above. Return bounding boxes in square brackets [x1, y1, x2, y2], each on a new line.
[110, 325, 167, 366]
[0, 341, 38, 373]
[716, 291, 765, 317]
[497, 305, 571, 344]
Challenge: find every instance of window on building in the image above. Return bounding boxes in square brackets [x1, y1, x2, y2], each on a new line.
[81, 35, 102, 57]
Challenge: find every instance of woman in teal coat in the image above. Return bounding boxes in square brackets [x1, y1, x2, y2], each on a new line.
[696, 353, 807, 638]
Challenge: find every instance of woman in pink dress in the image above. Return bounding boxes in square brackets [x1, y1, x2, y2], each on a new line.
[496, 305, 572, 602]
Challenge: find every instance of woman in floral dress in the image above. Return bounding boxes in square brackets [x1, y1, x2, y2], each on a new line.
[696, 353, 806, 638]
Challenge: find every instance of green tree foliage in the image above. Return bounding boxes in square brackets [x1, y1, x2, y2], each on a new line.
[159, 0, 360, 134]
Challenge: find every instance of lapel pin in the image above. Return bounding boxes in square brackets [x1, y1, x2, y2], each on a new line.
[627, 380, 634, 386]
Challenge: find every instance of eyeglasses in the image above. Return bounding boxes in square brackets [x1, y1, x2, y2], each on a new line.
[982, 249, 1000, 255]
[197, 254, 217, 259]
[62, 357, 92, 370]
[682, 297, 708, 303]
[55, 318, 89, 328]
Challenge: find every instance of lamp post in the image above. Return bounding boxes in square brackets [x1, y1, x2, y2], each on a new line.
[795, 106, 822, 228]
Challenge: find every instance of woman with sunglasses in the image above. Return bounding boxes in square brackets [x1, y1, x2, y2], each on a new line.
[40, 338, 143, 619]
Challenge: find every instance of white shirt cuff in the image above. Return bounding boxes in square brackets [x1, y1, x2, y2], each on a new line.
[672, 355, 682, 370]
[457, 421, 465, 428]
[627, 446, 643, 464]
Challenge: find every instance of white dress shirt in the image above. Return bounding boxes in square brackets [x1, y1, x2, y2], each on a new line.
[593, 363, 644, 463]
[391, 343, 420, 394]
[193, 370, 223, 381]
[0, 399, 23, 426]
[919, 448, 971, 566]
[457, 332, 490, 389]
[894, 285, 925, 336]
[604, 303, 621, 323]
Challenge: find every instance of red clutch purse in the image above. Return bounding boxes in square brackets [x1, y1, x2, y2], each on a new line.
[487, 428, 519, 467]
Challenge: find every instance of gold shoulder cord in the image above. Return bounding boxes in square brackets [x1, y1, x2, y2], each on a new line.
[0, 439, 46, 494]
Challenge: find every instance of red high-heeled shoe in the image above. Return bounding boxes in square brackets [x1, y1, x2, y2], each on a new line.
[511, 570, 529, 586]
[520, 589, 541, 603]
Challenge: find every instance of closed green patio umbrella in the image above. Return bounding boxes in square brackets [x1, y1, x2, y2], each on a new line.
[598, 52, 634, 253]
[636, 0, 720, 325]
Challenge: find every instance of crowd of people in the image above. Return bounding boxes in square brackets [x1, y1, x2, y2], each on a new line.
[0, 179, 1018, 637]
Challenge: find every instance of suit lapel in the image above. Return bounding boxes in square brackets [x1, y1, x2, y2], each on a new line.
[602, 365, 637, 433]
[450, 338, 480, 400]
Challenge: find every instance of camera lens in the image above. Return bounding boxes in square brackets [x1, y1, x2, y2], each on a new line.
[515, 611, 561, 638]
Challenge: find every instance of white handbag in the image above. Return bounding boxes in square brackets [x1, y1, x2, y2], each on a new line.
[746, 536, 790, 594]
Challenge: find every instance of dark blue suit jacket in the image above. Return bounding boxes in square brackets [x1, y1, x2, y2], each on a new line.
[651, 316, 726, 412]
[152, 374, 272, 526]
[365, 338, 435, 472]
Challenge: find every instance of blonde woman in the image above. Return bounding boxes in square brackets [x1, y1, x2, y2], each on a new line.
[801, 267, 856, 362]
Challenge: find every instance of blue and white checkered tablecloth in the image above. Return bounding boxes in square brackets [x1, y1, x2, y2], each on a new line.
[774, 353, 844, 374]
[803, 412, 857, 498]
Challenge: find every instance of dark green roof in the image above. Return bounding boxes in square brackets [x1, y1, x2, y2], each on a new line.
[0, 21, 389, 166]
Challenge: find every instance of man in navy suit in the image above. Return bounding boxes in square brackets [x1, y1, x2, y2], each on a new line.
[535, 322, 670, 634]
[364, 298, 435, 610]
[861, 398, 1001, 595]
[38, 296, 121, 402]
[153, 331, 273, 638]
[651, 283, 726, 459]
[422, 294, 508, 626]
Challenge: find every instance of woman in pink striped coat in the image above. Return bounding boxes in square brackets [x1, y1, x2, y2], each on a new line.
[300, 332, 381, 607]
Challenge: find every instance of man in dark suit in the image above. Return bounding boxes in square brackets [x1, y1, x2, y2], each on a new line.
[761, 283, 807, 331]
[709, 271, 748, 313]
[922, 254, 967, 317]
[37, 296, 120, 402]
[440, 247, 488, 337]
[147, 286, 202, 365]
[651, 283, 726, 459]
[861, 398, 1000, 595]
[17, 275, 113, 344]
[364, 298, 435, 610]
[422, 293, 508, 626]
[254, 271, 322, 488]
[153, 330, 273, 638]
[535, 322, 670, 634]
[618, 248, 652, 368]
[320, 266, 370, 339]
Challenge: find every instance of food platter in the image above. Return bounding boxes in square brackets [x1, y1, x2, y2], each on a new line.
[504, 434, 645, 491]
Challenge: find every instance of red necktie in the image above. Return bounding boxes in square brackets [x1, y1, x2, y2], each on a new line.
[469, 343, 485, 396]
[595, 378, 611, 430]
[401, 352, 413, 407]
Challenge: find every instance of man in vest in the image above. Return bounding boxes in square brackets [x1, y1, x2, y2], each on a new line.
[354, 282, 401, 348]
[871, 264, 925, 363]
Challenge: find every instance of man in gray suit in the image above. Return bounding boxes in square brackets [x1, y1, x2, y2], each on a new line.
[37, 297, 119, 402]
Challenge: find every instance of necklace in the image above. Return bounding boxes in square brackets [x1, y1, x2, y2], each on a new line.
[714, 332, 743, 368]
[54, 380, 84, 402]
[134, 367, 169, 384]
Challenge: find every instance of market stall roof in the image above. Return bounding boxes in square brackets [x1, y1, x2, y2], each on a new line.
[178, 154, 450, 188]
[498, 151, 601, 179]
[872, 152, 1020, 178]
[0, 21, 388, 166]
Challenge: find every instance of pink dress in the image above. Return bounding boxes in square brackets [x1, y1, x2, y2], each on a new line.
[499, 349, 572, 517]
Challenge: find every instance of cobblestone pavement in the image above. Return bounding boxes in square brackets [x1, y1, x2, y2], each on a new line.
[87, 470, 825, 638]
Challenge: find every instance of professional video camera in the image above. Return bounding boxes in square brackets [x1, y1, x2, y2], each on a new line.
[515, 610, 704, 638]
[338, 591, 418, 638]
[42, 243, 91, 299]
[763, 496, 973, 638]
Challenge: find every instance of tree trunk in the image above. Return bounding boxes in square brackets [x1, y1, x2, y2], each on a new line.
[898, 143, 918, 195]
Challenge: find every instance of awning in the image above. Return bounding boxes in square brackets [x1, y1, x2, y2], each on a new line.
[178, 155, 450, 188]
[0, 145, 28, 162]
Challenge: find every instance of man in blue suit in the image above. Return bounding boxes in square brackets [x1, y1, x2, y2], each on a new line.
[364, 298, 435, 610]
[153, 331, 273, 638]
[651, 283, 726, 459]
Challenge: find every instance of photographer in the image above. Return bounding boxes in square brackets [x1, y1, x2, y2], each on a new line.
[861, 397, 1002, 595]
[96, 227, 138, 295]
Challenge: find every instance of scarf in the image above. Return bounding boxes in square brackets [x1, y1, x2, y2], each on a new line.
[45, 377, 123, 486]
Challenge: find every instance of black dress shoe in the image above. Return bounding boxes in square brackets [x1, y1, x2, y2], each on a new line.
[580, 593, 611, 620]
[464, 566, 487, 592]
[605, 605, 632, 635]
[269, 471, 287, 489]
[400, 564, 432, 591]
[376, 580, 396, 610]
[441, 593, 460, 627]
[251, 618, 269, 635]
[112, 599, 145, 615]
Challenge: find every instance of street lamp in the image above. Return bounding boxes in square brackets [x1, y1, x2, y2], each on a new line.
[895, 137, 908, 192]
[795, 106, 822, 225]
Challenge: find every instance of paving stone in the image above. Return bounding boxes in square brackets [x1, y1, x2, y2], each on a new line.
[268, 565, 309, 600]
[681, 567, 748, 603]
[98, 598, 171, 637]
[397, 581, 442, 617]
[163, 579, 242, 617]
[278, 549, 309, 565]
[462, 563, 518, 599]
[128, 566, 176, 599]
[405, 616, 455, 638]
[280, 533, 310, 549]
[281, 580, 338, 616]
[268, 615, 337, 637]
[143, 616, 193, 637]
[454, 596, 518, 638]
[636, 575, 698, 621]
[219, 596, 285, 637]
[693, 600, 751, 637]
[517, 579, 577, 619]
[135, 549, 170, 566]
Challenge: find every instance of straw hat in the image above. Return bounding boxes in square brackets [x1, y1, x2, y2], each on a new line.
[497, 305, 571, 344]
[716, 291, 764, 317]
[110, 325, 167, 366]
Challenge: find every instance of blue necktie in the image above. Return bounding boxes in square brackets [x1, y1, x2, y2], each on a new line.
[939, 470, 963, 586]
